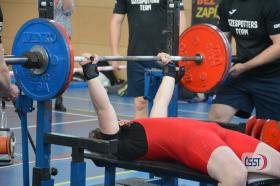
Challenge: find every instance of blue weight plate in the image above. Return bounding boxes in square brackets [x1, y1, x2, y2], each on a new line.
[12, 18, 71, 101]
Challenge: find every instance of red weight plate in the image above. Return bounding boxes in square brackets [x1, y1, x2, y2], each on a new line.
[261, 120, 280, 151]
[204, 24, 231, 83]
[210, 25, 232, 84]
[251, 119, 267, 139]
[245, 115, 257, 135]
[52, 21, 75, 96]
[7, 132, 15, 158]
[179, 24, 231, 93]
[0, 136, 8, 154]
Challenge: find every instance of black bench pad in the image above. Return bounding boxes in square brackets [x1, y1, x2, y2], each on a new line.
[84, 152, 217, 184]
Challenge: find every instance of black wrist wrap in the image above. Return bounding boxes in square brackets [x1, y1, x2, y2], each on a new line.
[82, 63, 99, 81]
[162, 62, 176, 78]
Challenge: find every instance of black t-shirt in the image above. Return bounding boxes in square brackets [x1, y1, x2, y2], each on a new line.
[218, 0, 280, 75]
[113, 0, 184, 56]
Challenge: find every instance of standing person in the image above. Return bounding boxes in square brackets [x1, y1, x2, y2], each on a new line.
[0, 44, 18, 100]
[54, 0, 75, 111]
[110, 0, 187, 119]
[208, 0, 280, 124]
[0, 6, 18, 100]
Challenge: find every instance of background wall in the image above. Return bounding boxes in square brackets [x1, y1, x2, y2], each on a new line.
[0, 0, 223, 79]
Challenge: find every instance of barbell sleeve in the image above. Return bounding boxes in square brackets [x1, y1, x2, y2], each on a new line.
[5, 51, 43, 69]
[5, 56, 29, 65]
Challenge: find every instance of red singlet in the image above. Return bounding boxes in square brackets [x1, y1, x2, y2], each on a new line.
[133, 117, 260, 173]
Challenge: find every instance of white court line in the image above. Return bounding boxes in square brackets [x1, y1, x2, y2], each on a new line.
[64, 96, 209, 115]
[0, 156, 72, 169]
[64, 96, 133, 106]
[68, 107, 133, 119]
[70, 108, 205, 121]
[10, 118, 97, 130]
[178, 109, 208, 115]
[5, 104, 97, 118]
[53, 110, 97, 118]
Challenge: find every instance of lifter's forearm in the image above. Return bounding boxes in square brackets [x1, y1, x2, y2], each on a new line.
[87, 78, 119, 135]
[150, 76, 175, 118]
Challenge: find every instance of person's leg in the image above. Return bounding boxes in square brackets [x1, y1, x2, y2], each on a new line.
[55, 96, 66, 112]
[252, 73, 280, 122]
[221, 127, 280, 180]
[248, 142, 280, 177]
[207, 146, 248, 186]
[127, 61, 148, 119]
[134, 96, 148, 119]
[208, 75, 254, 123]
[179, 125, 248, 186]
[208, 104, 237, 123]
[246, 143, 280, 184]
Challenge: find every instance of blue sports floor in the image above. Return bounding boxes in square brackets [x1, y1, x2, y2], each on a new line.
[0, 83, 245, 186]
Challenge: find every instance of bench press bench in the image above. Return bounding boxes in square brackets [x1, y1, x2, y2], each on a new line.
[81, 122, 280, 186]
[84, 149, 280, 186]
[84, 152, 217, 186]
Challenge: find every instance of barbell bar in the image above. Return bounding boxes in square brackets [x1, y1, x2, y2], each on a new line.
[9, 18, 234, 101]
[5, 54, 204, 67]
[5, 53, 241, 68]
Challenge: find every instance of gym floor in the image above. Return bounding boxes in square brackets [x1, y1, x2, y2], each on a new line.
[0, 82, 245, 186]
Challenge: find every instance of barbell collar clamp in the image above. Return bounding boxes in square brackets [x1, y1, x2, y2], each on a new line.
[5, 46, 49, 75]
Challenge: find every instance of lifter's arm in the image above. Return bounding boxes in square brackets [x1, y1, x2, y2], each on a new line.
[87, 78, 119, 135]
[150, 53, 175, 118]
[80, 54, 119, 135]
[82, 53, 174, 123]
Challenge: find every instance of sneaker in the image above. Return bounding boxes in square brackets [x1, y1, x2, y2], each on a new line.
[55, 104, 67, 112]
[117, 83, 128, 96]
[55, 96, 66, 112]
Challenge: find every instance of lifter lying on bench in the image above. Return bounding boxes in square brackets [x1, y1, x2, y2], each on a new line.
[80, 52, 280, 186]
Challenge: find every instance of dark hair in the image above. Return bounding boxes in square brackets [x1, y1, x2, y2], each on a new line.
[88, 128, 119, 140]
[88, 128, 103, 139]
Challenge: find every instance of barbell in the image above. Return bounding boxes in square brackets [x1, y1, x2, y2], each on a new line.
[7, 18, 233, 101]
[6, 53, 203, 65]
